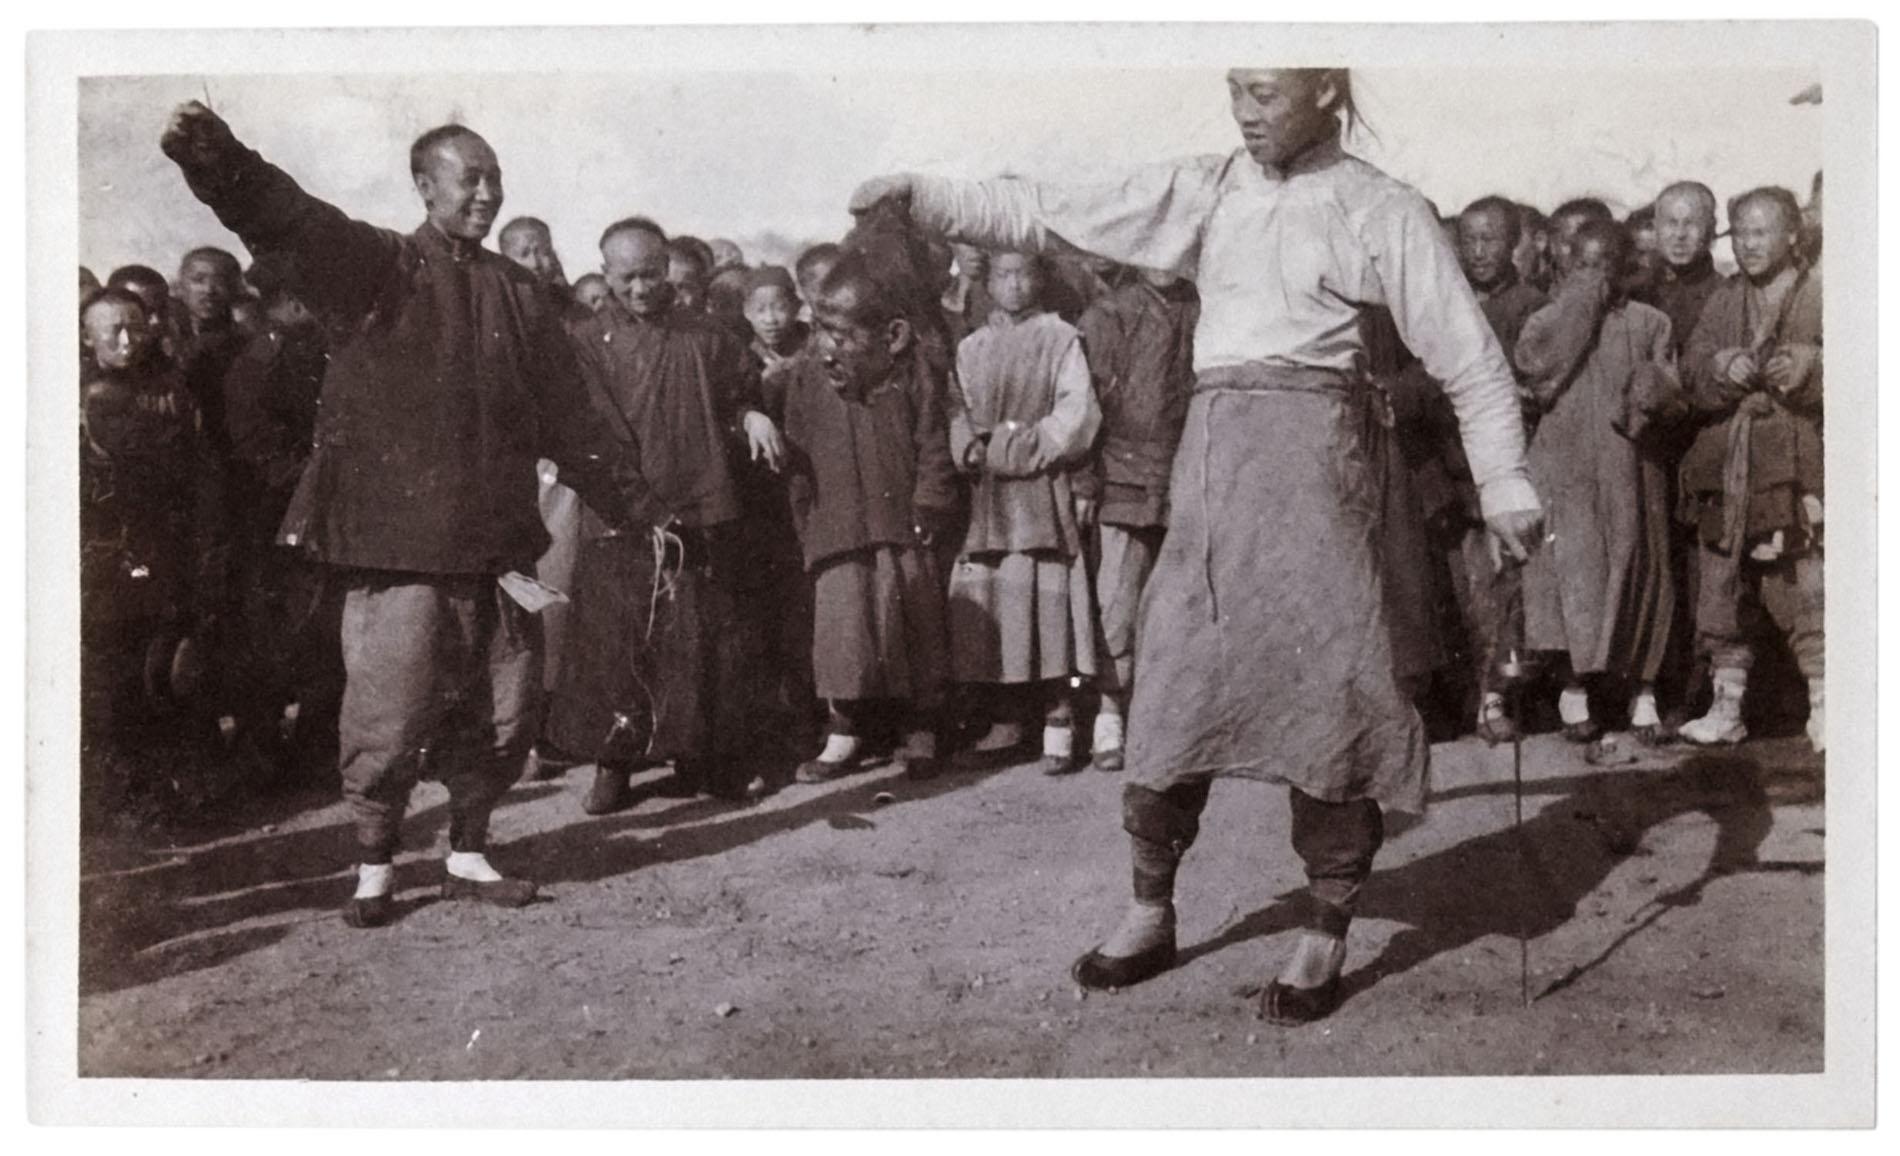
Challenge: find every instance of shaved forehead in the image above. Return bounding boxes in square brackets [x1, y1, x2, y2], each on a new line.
[602, 227, 668, 269]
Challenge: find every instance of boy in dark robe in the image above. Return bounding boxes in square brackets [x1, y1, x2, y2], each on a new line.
[1450, 196, 1548, 742]
[173, 247, 247, 462]
[80, 288, 228, 803]
[1073, 266, 1198, 770]
[550, 217, 785, 812]
[218, 257, 341, 779]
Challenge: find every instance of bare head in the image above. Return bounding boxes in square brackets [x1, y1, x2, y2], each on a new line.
[177, 246, 241, 325]
[812, 253, 911, 395]
[986, 251, 1045, 318]
[599, 217, 672, 317]
[571, 273, 611, 313]
[1225, 68, 1353, 172]
[707, 238, 745, 273]
[742, 266, 801, 353]
[1457, 196, 1521, 290]
[665, 238, 710, 312]
[1653, 181, 1717, 270]
[81, 288, 156, 372]
[410, 125, 503, 242]
[499, 216, 563, 287]
[795, 243, 844, 305]
[1548, 198, 1615, 279]
[1727, 186, 1802, 282]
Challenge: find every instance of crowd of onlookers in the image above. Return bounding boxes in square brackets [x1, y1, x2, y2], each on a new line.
[76, 161, 1824, 829]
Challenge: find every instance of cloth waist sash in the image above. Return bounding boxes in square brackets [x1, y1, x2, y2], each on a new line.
[1194, 362, 1363, 397]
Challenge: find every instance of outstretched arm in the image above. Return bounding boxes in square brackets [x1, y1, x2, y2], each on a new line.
[161, 102, 401, 332]
[850, 158, 1221, 279]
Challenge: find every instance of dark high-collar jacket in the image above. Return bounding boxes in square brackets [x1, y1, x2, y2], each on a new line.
[1074, 278, 1200, 527]
[169, 135, 661, 576]
[1639, 252, 1722, 360]
[565, 300, 763, 533]
[775, 350, 957, 570]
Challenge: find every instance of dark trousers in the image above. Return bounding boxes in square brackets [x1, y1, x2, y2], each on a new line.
[1123, 780, 1384, 937]
[337, 573, 541, 863]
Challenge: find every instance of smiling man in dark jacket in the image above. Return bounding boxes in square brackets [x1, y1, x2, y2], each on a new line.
[161, 102, 664, 928]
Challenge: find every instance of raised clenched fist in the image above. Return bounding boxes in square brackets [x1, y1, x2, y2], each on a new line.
[160, 100, 237, 167]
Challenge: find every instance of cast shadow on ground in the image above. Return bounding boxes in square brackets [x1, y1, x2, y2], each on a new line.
[78, 753, 1014, 997]
[78, 783, 568, 996]
[508, 758, 1017, 888]
[1175, 753, 1823, 1010]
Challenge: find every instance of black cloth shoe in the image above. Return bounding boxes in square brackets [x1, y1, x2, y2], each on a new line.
[342, 894, 394, 929]
[582, 765, 632, 815]
[1259, 976, 1342, 1026]
[441, 875, 538, 908]
[1562, 719, 1604, 744]
[649, 764, 708, 798]
[1070, 937, 1177, 990]
[796, 756, 863, 784]
[1036, 753, 1083, 777]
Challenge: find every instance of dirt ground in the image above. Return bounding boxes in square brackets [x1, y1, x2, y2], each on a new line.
[75, 727, 1824, 1080]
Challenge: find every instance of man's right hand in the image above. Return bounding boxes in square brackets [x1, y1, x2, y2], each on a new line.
[848, 173, 915, 217]
[160, 100, 237, 168]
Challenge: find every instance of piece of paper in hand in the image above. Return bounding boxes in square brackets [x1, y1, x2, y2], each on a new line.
[498, 571, 569, 613]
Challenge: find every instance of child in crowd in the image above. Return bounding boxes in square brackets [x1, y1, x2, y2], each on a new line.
[946, 251, 1101, 775]
[1074, 266, 1198, 771]
[80, 288, 228, 812]
[1513, 217, 1682, 748]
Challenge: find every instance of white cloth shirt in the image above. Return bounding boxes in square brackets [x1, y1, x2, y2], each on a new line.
[909, 135, 1540, 518]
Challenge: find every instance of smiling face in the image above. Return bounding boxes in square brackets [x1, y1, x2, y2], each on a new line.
[1226, 69, 1336, 172]
[1730, 198, 1797, 281]
[602, 228, 673, 318]
[414, 133, 503, 242]
[1457, 205, 1515, 289]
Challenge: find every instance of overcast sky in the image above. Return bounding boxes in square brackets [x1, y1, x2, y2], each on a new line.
[79, 65, 1820, 279]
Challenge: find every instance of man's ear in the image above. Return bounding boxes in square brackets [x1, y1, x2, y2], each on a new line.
[885, 316, 913, 357]
[1311, 72, 1340, 116]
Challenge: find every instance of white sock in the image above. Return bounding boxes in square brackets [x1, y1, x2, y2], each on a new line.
[1093, 710, 1124, 753]
[817, 733, 861, 764]
[1558, 686, 1592, 726]
[1630, 688, 1660, 729]
[1043, 725, 1074, 759]
[446, 851, 503, 883]
[354, 863, 394, 900]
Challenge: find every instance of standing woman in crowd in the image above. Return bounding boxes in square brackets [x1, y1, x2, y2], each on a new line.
[851, 67, 1542, 1024]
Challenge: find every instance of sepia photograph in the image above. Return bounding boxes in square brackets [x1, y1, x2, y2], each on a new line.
[22, 14, 1879, 1128]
